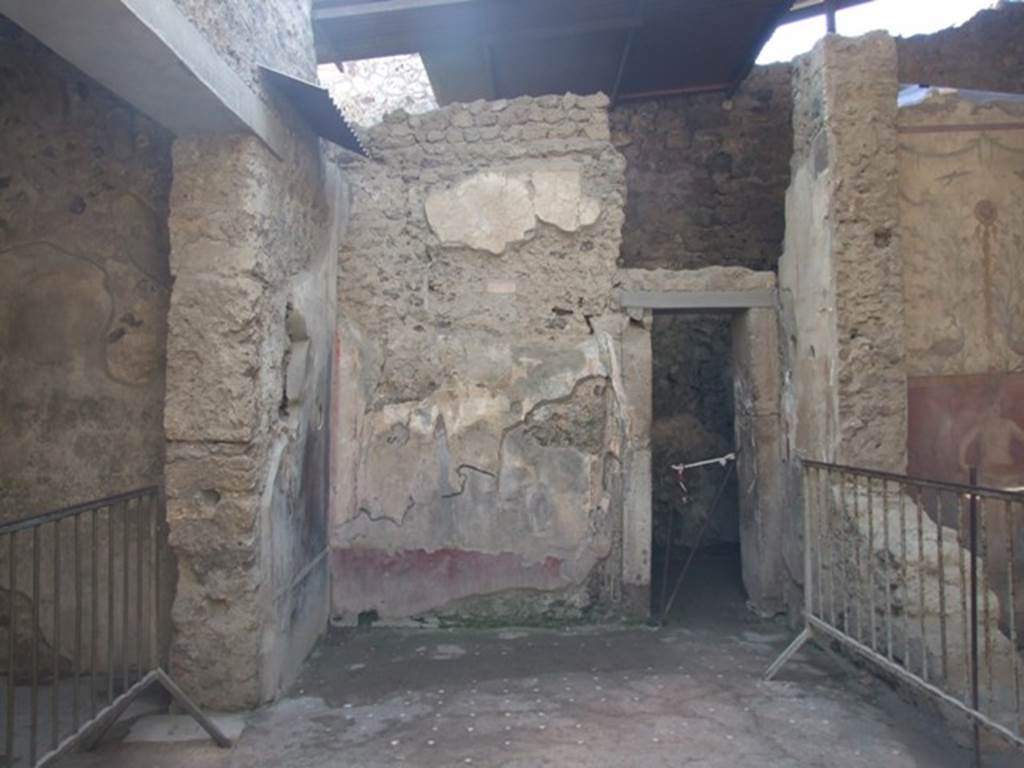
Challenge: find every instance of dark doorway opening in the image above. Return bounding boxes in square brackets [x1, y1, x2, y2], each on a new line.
[649, 311, 745, 624]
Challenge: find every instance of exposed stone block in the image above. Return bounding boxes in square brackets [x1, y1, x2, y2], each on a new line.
[164, 273, 266, 443]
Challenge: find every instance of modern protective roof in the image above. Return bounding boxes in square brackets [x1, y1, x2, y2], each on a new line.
[312, 0, 844, 105]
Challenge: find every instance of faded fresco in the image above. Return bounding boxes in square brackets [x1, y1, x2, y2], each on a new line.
[899, 92, 1024, 379]
[908, 373, 1024, 489]
[908, 372, 1024, 651]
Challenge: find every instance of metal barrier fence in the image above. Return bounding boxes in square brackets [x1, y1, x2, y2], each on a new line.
[0, 488, 229, 767]
[767, 460, 1024, 763]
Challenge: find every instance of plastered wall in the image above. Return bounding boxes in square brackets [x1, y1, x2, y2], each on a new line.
[0, 15, 173, 679]
[898, 88, 1024, 648]
[0, 16, 172, 519]
[330, 94, 646, 623]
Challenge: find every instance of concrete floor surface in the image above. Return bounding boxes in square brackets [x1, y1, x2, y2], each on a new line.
[62, 553, 1019, 767]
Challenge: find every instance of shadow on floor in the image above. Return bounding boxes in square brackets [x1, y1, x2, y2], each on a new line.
[653, 542, 751, 628]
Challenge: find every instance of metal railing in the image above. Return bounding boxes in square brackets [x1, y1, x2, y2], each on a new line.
[0, 488, 229, 766]
[767, 460, 1024, 764]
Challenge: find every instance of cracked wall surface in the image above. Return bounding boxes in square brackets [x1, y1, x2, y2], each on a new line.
[331, 94, 638, 623]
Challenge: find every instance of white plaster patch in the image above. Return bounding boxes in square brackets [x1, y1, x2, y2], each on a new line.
[424, 168, 601, 255]
[424, 172, 535, 255]
[531, 169, 601, 232]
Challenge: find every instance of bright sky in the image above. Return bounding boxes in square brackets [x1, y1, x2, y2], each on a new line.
[757, 0, 1001, 64]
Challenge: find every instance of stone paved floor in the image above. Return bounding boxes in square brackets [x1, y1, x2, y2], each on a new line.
[64, 553, 1018, 767]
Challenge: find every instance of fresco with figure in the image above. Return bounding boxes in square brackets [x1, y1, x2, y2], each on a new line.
[899, 90, 1024, 652]
[908, 373, 1024, 489]
[908, 372, 1024, 652]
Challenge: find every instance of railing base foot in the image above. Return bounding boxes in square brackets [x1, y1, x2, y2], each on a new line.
[36, 668, 232, 767]
[764, 627, 812, 681]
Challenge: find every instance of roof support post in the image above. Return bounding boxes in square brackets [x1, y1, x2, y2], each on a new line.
[825, 0, 838, 33]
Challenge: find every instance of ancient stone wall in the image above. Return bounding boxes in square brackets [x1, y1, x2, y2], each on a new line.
[0, 17, 171, 519]
[898, 4, 1024, 95]
[0, 16, 173, 680]
[161, 2, 346, 710]
[611, 64, 792, 273]
[171, 0, 317, 91]
[331, 94, 640, 623]
[321, 56, 438, 129]
[165, 132, 344, 708]
[781, 32, 905, 473]
[779, 32, 906, 616]
[827, 35, 905, 471]
[610, 66, 792, 559]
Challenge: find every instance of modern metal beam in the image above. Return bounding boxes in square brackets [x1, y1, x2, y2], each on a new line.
[618, 289, 777, 311]
[313, 0, 479, 22]
[609, 28, 637, 107]
[0, 0, 289, 158]
[728, 0, 794, 95]
[314, 0, 641, 62]
[780, 0, 872, 26]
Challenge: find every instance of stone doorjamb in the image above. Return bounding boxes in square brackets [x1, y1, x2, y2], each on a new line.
[616, 269, 786, 616]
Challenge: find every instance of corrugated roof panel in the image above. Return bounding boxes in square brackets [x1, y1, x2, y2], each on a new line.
[313, 0, 793, 101]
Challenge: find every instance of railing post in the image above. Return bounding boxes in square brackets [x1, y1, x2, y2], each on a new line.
[969, 466, 981, 768]
[0, 487, 230, 767]
[803, 462, 813, 624]
[769, 458, 1024, 755]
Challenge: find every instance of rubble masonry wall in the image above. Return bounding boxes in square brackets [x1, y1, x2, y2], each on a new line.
[330, 94, 647, 623]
